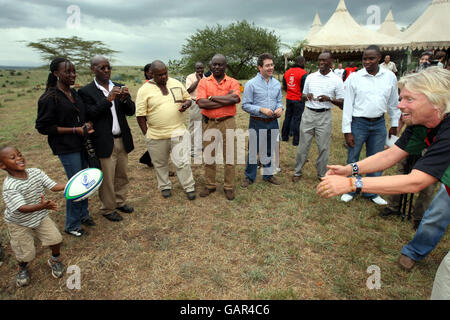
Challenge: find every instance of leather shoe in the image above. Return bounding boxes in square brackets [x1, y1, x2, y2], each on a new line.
[161, 189, 172, 198]
[199, 187, 216, 197]
[102, 211, 123, 222]
[116, 204, 134, 214]
[241, 178, 253, 188]
[399, 254, 415, 271]
[292, 175, 301, 183]
[186, 191, 196, 200]
[224, 189, 235, 200]
[265, 176, 281, 185]
[379, 207, 400, 218]
[81, 217, 96, 226]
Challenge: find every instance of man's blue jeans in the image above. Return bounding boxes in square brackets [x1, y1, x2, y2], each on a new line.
[58, 152, 90, 232]
[402, 183, 450, 261]
[245, 117, 279, 182]
[346, 117, 387, 199]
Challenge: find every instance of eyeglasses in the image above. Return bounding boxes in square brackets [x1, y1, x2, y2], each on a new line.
[96, 65, 112, 71]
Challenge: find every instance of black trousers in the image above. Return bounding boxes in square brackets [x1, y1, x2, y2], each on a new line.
[281, 99, 305, 145]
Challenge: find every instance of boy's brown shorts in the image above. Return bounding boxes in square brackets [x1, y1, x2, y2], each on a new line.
[8, 216, 62, 263]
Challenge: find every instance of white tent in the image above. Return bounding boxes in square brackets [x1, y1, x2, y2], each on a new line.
[400, 0, 450, 50]
[304, 0, 407, 53]
[377, 9, 402, 38]
[304, 11, 322, 41]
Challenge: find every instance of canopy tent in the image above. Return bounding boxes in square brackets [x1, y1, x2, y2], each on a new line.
[303, 0, 407, 54]
[400, 0, 450, 50]
[304, 11, 322, 41]
[377, 9, 402, 38]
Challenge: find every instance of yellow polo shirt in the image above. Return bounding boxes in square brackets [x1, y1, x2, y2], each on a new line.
[136, 77, 191, 139]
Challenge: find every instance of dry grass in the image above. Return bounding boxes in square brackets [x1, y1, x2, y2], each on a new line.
[0, 67, 448, 300]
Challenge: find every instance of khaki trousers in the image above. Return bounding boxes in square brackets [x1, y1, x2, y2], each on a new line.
[203, 116, 236, 191]
[99, 137, 129, 214]
[8, 216, 62, 263]
[146, 135, 195, 192]
[294, 108, 332, 178]
[188, 101, 203, 157]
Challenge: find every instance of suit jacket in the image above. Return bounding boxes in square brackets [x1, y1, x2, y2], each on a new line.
[78, 81, 135, 158]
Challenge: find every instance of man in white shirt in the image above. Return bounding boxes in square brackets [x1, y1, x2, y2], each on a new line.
[341, 45, 401, 205]
[380, 55, 397, 75]
[185, 62, 204, 160]
[79, 56, 136, 222]
[292, 52, 344, 182]
[334, 63, 344, 79]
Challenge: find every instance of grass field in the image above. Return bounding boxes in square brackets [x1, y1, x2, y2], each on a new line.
[0, 66, 448, 300]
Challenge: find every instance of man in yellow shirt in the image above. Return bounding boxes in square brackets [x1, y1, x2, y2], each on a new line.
[136, 60, 196, 200]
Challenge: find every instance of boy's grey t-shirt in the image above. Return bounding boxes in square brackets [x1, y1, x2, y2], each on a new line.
[2, 168, 57, 228]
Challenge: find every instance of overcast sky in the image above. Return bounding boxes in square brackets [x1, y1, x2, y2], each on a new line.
[0, 0, 429, 67]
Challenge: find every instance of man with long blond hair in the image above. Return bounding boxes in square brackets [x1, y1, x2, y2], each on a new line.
[317, 67, 450, 274]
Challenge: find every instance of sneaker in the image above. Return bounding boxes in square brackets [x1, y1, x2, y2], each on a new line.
[292, 175, 301, 183]
[161, 189, 172, 198]
[379, 207, 400, 218]
[199, 187, 216, 197]
[186, 191, 196, 201]
[16, 265, 30, 287]
[371, 195, 388, 205]
[224, 189, 235, 201]
[65, 228, 89, 237]
[241, 178, 253, 188]
[340, 194, 354, 202]
[399, 254, 415, 271]
[274, 167, 281, 174]
[48, 257, 65, 278]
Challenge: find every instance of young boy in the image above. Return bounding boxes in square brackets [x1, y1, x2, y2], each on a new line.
[0, 146, 66, 287]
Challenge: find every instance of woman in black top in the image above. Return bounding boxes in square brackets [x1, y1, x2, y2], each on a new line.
[36, 57, 94, 237]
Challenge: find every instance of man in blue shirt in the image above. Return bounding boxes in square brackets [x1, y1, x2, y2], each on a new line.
[241, 53, 283, 187]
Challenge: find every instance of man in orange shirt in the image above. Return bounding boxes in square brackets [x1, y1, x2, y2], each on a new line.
[197, 54, 241, 200]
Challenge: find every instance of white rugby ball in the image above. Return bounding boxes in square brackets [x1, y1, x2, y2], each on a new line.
[64, 168, 103, 202]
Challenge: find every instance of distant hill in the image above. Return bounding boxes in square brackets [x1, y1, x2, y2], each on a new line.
[0, 66, 41, 70]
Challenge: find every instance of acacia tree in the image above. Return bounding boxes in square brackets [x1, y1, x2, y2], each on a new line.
[26, 36, 119, 68]
[181, 20, 281, 79]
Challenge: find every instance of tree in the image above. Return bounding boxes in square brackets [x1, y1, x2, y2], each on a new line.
[181, 20, 281, 79]
[26, 36, 119, 68]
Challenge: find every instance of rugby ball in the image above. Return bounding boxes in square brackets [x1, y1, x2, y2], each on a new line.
[64, 168, 103, 202]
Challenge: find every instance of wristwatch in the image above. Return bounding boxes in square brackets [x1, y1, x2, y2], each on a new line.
[354, 176, 363, 195]
[351, 162, 359, 176]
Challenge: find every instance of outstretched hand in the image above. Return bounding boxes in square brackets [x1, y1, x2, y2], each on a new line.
[325, 165, 351, 177]
[40, 194, 58, 211]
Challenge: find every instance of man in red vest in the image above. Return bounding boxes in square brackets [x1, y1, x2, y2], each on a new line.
[282, 56, 308, 146]
[342, 62, 357, 81]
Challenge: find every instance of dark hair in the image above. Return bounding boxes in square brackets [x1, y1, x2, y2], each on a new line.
[319, 51, 333, 60]
[257, 53, 273, 67]
[46, 57, 71, 91]
[144, 63, 152, 80]
[294, 56, 305, 67]
[365, 45, 381, 55]
[421, 51, 433, 58]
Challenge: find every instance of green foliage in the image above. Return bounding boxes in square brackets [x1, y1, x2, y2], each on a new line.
[26, 36, 119, 68]
[181, 20, 280, 79]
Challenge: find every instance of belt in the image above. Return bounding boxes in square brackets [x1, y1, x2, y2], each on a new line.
[113, 133, 122, 138]
[307, 107, 330, 113]
[251, 116, 276, 122]
[203, 115, 234, 123]
[353, 115, 384, 122]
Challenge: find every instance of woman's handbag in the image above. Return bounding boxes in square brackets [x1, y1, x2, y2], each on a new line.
[83, 126, 102, 169]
